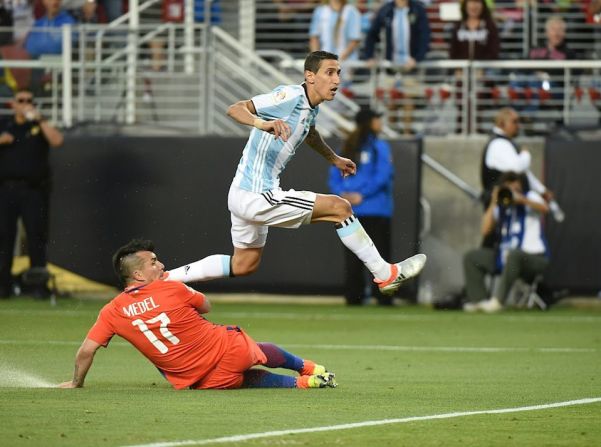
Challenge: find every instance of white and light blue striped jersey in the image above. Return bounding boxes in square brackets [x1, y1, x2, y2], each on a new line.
[232, 84, 319, 193]
[309, 4, 361, 60]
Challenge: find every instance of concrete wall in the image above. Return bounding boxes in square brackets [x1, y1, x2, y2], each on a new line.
[48, 136, 422, 296]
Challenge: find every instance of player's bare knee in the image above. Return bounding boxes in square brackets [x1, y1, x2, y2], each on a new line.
[333, 196, 353, 221]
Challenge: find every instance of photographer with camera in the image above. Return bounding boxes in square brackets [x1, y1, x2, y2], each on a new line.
[462, 172, 550, 313]
[0, 88, 64, 298]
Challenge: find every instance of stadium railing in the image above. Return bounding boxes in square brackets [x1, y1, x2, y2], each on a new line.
[3, 8, 600, 136]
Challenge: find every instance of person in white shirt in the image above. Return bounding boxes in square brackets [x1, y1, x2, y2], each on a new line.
[463, 172, 550, 313]
[309, 0, 361, 64]
[480, 107, 554, 210]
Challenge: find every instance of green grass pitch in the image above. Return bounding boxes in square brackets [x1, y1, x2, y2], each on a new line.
[1, 297, 600, 446]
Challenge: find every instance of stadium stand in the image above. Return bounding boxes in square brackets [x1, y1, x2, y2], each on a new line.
[0, 0, 598, 135]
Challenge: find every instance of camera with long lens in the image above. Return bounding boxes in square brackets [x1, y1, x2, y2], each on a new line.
[497, 186, 514, 207]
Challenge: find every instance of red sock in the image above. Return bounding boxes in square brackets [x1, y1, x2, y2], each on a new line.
[296, 375, 310, 389]
[300, 360, 316, 376]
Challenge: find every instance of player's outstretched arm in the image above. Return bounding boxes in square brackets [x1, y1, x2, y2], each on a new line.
[59, 338, 102, 388]
[305, 126, 356, 177]
[195, 289, 212, 315]
[227, 100, 290, 141]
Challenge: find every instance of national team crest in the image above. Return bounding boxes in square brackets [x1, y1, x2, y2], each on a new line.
[274, 89, 287, 102]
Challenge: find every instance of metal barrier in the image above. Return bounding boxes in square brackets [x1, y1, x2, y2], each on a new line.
[265, 57, 601, 136]
[0, 22, 355, 136]
[3, 15, 599, 136]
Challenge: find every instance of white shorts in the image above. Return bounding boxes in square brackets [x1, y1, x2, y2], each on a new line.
[228, 185, 317, 248]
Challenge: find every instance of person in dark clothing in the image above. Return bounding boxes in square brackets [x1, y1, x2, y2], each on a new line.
[328, 108, 395, 306]
[364, 0, 431, 67]
[449, 0, 499, 61]
[0, 88, 64, 298]
[363, 0, 431, 135]
[449, 0, 500, 133]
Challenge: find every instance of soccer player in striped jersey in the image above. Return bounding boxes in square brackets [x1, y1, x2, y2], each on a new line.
[167, 51, 426, 296]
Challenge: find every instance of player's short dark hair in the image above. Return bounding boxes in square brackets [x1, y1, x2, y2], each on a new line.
[304, 51, 338, 73]
[112, 239, 155, 287]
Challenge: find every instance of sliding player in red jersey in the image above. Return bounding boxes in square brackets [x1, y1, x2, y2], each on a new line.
[59, 239, 336, 390]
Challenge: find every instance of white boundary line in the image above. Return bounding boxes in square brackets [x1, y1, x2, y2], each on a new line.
[0, 340, 596, 353]
[219, 312, 601, 324]
[1, 308, 600, 323]
[283, 343, 597, 353]
[121, 397, 601, 447]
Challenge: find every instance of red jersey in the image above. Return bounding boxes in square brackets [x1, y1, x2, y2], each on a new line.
[87, 280, 229, 389]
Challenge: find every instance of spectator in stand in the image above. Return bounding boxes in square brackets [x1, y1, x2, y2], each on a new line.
[364, 0, 430, 72]
[529, 15, 576, 61]
[449, 0, 499, 133]
[449, 0, 499, 61]
[364, 0, 431, 135]
[24, 0, 76, 58]
[309, 0, 361, 92]
[24, 0, 77, 96]
[510, 16, 575, 116]
[309, 1, 362, 70]
[328, 108, 394, 306]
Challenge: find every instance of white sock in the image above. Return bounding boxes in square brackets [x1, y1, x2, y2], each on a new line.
[166, 255, 231, 282]
[335, 216, 391, 281]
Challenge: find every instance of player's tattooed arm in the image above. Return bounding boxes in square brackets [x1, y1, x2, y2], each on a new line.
[59, 338, 101, 388]
[305, 127, 356, 177]
[305, 126, 337, 163]
[72, 364, 84, 387]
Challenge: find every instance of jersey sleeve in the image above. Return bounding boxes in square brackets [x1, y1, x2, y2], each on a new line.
[251, 85, 301, 121]
[86, 305, 115, 347]
[171, 281, 206, 310]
